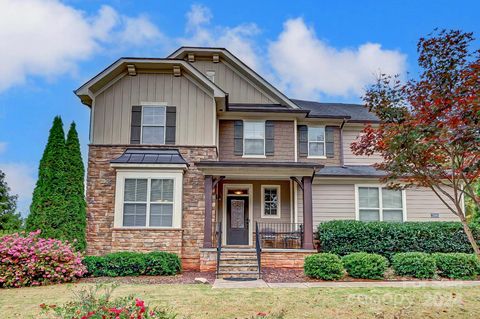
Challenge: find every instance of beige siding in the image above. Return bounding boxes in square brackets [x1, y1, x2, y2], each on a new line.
[406, 187, 458, 221]
[192, 60, 279, 104]
[92, 73, 216, 145]
[296, 180, 458, 229]
[342, 127, 383, 165]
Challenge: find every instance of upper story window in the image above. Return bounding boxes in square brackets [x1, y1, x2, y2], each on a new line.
[141, 106, 166, 144]
[243, 121, 265, 156]
[261, 185, 281, 218]
[357, 186, 405, 222]
[206, 70, 215, 83]
[308, 126, 325, 157]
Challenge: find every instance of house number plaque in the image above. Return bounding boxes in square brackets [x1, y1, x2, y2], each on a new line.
[231, 199, 245, 229]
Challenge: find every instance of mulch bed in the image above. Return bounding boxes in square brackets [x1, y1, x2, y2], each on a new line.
[80, 271, 216, 285]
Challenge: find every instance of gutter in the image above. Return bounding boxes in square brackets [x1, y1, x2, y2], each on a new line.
[339, 118, 348, 168]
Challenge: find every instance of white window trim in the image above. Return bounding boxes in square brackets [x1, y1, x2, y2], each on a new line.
[140, 102, 167, 145]
[114, 170, 183, 229]
[261, 185, 281, 219]
[354, 184, 407, 222]
[307, 125, 326, 159]
[242, 120, 266, 158]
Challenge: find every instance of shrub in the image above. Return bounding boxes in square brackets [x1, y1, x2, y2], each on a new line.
[392, 252, 436, 279]
[0, 230, 86, 288]
[318, 220, 480, 259]
[39, 284, 177, 318]
[304, 253, 344, 280]
[433, 253, 480, 279]
[342, 253, 388, 279]
[83, 251, 181, 277]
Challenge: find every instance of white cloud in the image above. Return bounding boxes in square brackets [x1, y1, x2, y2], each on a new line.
[0, 142, 6, 154]
[0, 0, 161, 92]
[268, 18, 407, 99]
[1, 163, 36, 215]
[178, 4, 261, 70]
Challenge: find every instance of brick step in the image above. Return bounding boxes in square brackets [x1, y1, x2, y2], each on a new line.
[219, 265, 258, 272]
[220, 252, 257, 257]
[220, 258, 258, 264]
[217, 271, 260, 279]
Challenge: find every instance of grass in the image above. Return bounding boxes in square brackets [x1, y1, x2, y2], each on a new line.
[1, 283, 480, 318]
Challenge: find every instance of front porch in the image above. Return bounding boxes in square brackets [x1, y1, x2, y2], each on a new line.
[195, 161, 321, 273]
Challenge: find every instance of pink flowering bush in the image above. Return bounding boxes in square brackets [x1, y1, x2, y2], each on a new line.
[0, 230, 86, 288]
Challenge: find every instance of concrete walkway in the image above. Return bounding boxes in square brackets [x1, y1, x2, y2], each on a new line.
[213, 279, 480, 289]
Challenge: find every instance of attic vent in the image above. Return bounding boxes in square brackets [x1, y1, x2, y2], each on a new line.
[173, 66, 181, 77]
[188, 53, 195, 62]
[127, 64, 136, 76]
[212, 54, 220, 63]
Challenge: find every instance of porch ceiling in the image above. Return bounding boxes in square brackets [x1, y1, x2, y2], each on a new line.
[195, 161, 323, 178]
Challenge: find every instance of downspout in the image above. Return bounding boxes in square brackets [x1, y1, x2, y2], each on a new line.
[339, 118, 348, 168]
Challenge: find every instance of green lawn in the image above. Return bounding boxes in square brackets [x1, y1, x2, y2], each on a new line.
[1, 283, 480, 318]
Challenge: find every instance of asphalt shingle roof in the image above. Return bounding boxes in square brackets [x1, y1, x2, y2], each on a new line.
[291, 99, 380, 122]
[316, 165, 386, 177]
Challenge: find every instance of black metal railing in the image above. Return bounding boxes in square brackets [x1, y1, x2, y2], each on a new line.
[256, 222, 304, 249]
[255, 222, 262, 278]
[215, 222, 222, 278]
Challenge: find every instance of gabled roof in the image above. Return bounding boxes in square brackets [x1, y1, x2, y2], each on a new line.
[75, 57, 227, 107]
[292, 99, 380, 123]
[168, 47, 300, 110]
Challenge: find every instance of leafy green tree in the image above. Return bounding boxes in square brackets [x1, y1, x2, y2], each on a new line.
[26, 116, 67, 240]
[0, 169, 22, 234]
[64, 122, 87, 250]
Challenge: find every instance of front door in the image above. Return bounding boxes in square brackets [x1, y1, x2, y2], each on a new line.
[226, 196, 249, 245]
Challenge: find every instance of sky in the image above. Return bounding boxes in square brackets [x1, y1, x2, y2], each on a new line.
[0, 0, 478, 216]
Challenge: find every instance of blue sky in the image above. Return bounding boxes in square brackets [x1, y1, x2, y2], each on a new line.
[0, 0, 479, 216]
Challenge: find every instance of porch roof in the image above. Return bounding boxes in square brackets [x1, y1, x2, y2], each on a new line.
[195, 161, 323, 178]
[111, 148, 188, 166]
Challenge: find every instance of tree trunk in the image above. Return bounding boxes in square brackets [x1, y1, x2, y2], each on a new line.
[459, 216, 480, 260]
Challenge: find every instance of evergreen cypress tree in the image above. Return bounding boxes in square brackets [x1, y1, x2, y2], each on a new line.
[26, 116, 67, 239]
[64, 122, 87, 250]
[0, 169, 22, 233]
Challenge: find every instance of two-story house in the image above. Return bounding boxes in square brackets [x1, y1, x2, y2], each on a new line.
[75, 47, 457, 277]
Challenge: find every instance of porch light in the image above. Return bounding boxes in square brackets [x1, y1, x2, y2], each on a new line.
[234, 190, 244, 195]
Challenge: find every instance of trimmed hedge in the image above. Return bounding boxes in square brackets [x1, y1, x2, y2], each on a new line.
[434, 253, 480, 279]
[304, 253, 344, 280]
[342, 253, 388, 279]
[392, 252, 437, 279]
[318, 221, 480, 259]
[83, 251, 181, 277]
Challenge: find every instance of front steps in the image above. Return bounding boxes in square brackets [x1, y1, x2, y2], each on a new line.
[217, 248, 260, 279]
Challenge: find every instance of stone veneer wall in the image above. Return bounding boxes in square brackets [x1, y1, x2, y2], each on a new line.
[86, 145, 217, 270]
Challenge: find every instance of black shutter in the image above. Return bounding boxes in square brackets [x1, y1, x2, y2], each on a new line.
[165, 106, 176, 144]
[325, 126, 335, 158]
[298, 125, 308, 157]
[130, 106, 142, 144]
[265, 121, 275, 156]
[234, 120, 243, 155]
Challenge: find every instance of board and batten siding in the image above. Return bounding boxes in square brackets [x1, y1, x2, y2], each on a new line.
[192, 60, 279, 104]
[297, 181, 459, 229]
[342, 127, 383, 165]
[92, 73, 216, 145]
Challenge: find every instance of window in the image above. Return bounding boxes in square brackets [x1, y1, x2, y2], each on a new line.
[243, 121, 265, 156]
[308, 126, 325, 157]
[261, 185, 281, 218]
[206, 70, 215, 83]
[357, 186, 405, 222]
[115, 171, 183, 228]
[141, 106, 166, 144]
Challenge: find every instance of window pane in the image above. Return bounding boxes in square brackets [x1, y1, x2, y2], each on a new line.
[150, 204, 173, 227]
[359, 187, 379, 208]
[124, 179, 147, 202]
[382, 188, 402, 208]
[309, 142, 325, 156]
[359, 209, 380, 221]
[142, 106, 165, 125]
[244, 122, 265, 139]
[264, 188, 278, 216]
[123, 203, 146, 226]
[383, 210, 403, 222]
[151, 179, 174, 202]
[142, 126, 165, 144]
[244, 139, 264, 155]
[308, 127, 325, 142]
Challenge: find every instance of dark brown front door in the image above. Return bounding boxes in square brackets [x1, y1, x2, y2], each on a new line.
[226, 196, 249, 245]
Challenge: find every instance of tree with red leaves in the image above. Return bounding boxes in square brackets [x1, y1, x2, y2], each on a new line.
[352, 29, 480, 257]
